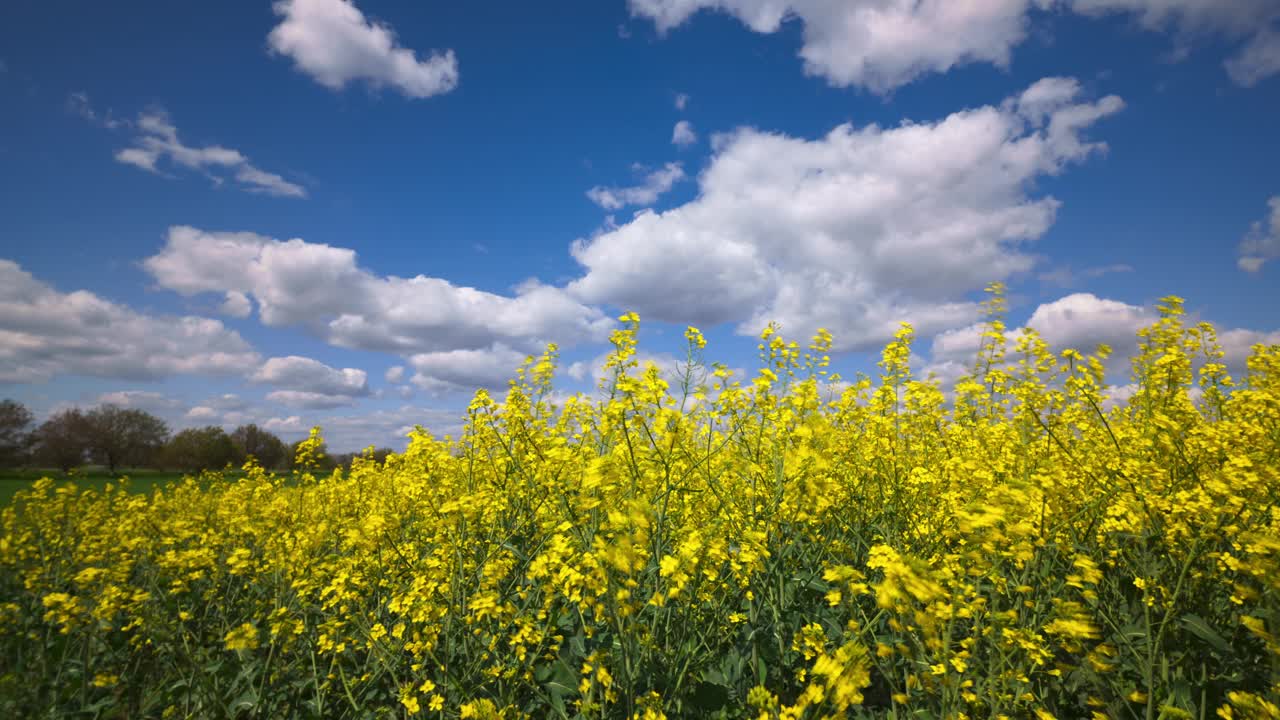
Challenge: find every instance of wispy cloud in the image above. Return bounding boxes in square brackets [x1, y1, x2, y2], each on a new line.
[67, 92, 127, 130]
[586, 162, 686, 210]
[1238, 195, 1280, 272]
[111, 110, 306, 197]
[1038, 263, 1134, 288]
[672, 120, 698, 147]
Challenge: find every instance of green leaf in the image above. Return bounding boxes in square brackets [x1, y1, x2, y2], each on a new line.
[547, 686, 568, 717]
[545, 680, 577, 697]
[1180, 614, 1229, 654]
[701, 668, 726, 686]
[545, 658, 578, 694]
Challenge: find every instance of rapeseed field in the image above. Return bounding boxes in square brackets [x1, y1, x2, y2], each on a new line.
[2, 288, 1277, 719]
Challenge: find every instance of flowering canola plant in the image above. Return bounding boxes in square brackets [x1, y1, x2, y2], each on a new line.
[2, 288, 1279, 719]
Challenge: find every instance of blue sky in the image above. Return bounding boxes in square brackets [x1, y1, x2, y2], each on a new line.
[1, 0, 1278, 451]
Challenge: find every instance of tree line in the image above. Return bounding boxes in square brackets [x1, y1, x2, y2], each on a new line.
[0, 398, 394, 475]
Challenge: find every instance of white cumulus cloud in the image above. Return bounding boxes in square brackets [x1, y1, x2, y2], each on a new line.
[925, 293, 1280, 393]
[143, 226, 614, 355]
[0, 260, 261, 383]
[264, 415, 308, 434]
[630, 0, 1050, 92]
[567, 78, 1124, 352]
[1025, 292, 1153, 353]
[1217, 327, 1280, 376]
[629, 0, 1280, 91]
[186, 406, 220, 420]
[253, 355, 370, 399]
[408, 344, 529, 395]
[220, 291, 253, 318]
[268, 0, 459, 99]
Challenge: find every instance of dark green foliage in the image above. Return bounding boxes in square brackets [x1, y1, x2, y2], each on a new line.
[164, 426, 238, 473]
[82, 405, 169, 473]
[230, 424, 289, 470]
[0, 399, 34, 467]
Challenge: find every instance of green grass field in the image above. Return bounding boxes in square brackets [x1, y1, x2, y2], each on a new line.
[0, 468, 248, 506]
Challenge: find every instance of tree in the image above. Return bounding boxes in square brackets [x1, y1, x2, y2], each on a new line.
[230, 424, 288, 470]
[82, 405, 169, 473]
[164, 426, 238, 473]
[31, 408, 89, 472]
[333, 446, 395, 471]
[0, 399, 35, 467]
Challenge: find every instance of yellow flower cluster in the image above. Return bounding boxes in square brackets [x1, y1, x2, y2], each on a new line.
[1, 288, 1277, 719]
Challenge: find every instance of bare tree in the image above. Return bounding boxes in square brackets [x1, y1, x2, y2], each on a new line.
[0, 399, 35, 467]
